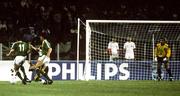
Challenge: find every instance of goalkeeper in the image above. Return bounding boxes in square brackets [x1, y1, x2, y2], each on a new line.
[155, 38, 173, 81]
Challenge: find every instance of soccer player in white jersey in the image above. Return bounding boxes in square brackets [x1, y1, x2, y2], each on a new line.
[107, 38, 119, 61]
[123, 37, 136, 60]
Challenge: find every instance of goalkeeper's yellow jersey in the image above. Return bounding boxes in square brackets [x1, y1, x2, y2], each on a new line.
[155, 43, 171, 58]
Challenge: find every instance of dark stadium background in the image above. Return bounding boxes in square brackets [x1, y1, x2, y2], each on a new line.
[0, 0, 179, 60]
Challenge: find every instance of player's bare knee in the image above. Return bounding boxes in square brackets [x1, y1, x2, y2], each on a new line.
[44, 66, 49, 73]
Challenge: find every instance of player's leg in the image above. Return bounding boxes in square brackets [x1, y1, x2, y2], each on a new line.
[39, 56, 53, 84]
[125, 53, 132, 61]
[28, 63, 42, 82]
[39, 65, 53, 84]
[125, 53, 128, 60]
[34, 68, 49, 84]
[164, 61, 173, 81]
[157, 57, 163, 81]
[34, 63, 52, 84]
[20, 66, 27, 79]
[41, 65, 48, 74]
[14, 56, 28, 84]
[14, 64, 22, 80]
[29, 61, 35, 71]
[14, 64, 26, 84]
[39, 65, 50, 85]
[20, 65, 31, 83]
[29, 60, 43, 71]
[34, 71, 42, 82]
[35, 60, 44, 68]
[19, 59, 31, 83]
[29, 58, 45, 82]
[34, 66, 45, 83]
[109, 55, 113, 61]
[33, 66, 42, 82]
[113, 54, 119, 61]
[130, 54, 135, 60]
[30, 55, 45, 70]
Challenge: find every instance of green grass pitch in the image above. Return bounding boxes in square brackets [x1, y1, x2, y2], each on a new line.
[0, 80, 180, 96]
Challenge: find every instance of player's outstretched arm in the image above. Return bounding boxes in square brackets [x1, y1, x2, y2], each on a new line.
[30, 44, 39, 51]
[6, 49, 14, 56]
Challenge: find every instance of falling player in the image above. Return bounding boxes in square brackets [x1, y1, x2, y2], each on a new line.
[155, 38, 173, 81]
[107, 37, 119, 61]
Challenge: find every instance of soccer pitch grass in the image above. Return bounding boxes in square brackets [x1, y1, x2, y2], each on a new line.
[0, 80, 180, 96]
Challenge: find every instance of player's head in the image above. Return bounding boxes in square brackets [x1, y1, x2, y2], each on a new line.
[32, 36, 41, 46]
[39, 32, 47, 41]
[159, 38, 167, 45]
[23, 34, 33, 42]
[112, 37, 116, 42]
[127, 37, 132, 42]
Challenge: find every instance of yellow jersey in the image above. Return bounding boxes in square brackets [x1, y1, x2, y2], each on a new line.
[155, 43, 171, 58]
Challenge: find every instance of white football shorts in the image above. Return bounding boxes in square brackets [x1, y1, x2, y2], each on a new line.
[38, 55, 50, 66]
[14, 56, 27, 65]
[125, 53, 134, 59]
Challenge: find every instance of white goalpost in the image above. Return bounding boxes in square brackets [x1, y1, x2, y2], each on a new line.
[78, 19, 180, 80]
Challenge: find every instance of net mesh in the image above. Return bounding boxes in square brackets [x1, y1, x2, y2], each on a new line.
[85, 20, 180, 80]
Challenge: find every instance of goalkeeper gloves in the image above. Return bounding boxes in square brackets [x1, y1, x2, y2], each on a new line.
[163, 57, 169, 61]
[154, 57, 157, 61]
[155, 57, 169, 61]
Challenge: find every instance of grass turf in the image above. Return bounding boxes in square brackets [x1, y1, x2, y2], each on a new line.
[0, 80, 180, 96]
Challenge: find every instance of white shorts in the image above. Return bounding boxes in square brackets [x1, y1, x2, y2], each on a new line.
[14, 56, 27, 65]
[125, 53, 134, 59]
[110, 54, 119, 61]
[38, 55, 50, 66]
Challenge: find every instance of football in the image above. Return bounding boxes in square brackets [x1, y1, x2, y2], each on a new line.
[41, 79, 46, 84]
[10, 78, 17, 84]
[10, 69, 17, 84]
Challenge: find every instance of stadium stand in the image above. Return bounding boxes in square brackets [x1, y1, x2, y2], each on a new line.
[0, 0, 179, 60]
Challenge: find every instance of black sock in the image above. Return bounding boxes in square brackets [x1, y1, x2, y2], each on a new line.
[20, 66, 27, 80]
[157, 68, 161, 78]
[167, 68, 173, 77]
[41, 71, 51, 81]
[44, 66, 49, 74]
[16, 72, 23, 80]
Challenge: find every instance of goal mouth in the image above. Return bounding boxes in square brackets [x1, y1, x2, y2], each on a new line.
[78, 19, 180, 80]
[86, 20, 180, 61]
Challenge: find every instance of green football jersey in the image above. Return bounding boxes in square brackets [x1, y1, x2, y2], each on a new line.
[11, 41, 29, 56]
[41, 39, 51, 55]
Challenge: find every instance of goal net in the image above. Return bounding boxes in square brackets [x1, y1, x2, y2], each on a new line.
[84, 20, 180, 80]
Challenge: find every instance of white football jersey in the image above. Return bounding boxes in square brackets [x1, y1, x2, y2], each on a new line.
[124, 41, 136, 59]
[108, 41, 119, 55]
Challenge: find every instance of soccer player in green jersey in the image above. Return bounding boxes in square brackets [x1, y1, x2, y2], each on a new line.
[29, 44, 49, 83]
[6, 39, 31, 84]
[31, 34, 53, 84]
